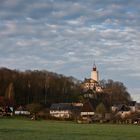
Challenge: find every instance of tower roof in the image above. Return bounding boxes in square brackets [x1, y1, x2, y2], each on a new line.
[93, 63, 96, 71]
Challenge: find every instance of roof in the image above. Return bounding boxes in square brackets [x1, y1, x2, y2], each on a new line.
[127, 101, 136, 106]
[15, 106, 26, 111]
[50, 103, 74, 110]
[84, 78, 98, 83]
[118, 105, 130, 111]
[81, 101, 94, 112]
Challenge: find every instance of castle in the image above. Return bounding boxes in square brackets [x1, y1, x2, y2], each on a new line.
[82, 63, 103, 95]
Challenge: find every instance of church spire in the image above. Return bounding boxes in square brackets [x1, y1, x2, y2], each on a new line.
[91, 61, 99, 82]
[93, 60, 96, 71]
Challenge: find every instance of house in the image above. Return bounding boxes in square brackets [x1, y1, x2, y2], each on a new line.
[111, 102, 140, 124]
[112, 102, 137, 119]
[50, 103, 75, 119]
[116, 105, 131, 119]
[0, 96, 13, 116]
[0, 106, 13, 116]
[15, 106, 30, 115]
[79, 101, 94, 123]
[112, 101, 138, 114]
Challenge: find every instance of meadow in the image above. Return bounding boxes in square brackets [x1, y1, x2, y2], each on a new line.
[0, 118, 139, 140]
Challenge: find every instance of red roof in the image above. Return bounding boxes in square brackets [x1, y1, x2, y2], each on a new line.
[81, 101, 94, 112]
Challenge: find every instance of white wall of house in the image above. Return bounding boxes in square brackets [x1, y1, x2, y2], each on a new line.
[81, 112, 94, 116]
[15, 111, 30, 115]
[50, 110, 72, 118]
[80, 112, 94, 121]
[130, 106, 136, 113]
[117, 111, 131, 119]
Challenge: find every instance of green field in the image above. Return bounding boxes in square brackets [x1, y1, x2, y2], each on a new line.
[0, 118, 140, 140]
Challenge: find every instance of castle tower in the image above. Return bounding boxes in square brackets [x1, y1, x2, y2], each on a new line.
[91, 63, 99, 82]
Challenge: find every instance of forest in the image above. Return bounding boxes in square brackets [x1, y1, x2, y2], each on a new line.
[0, 67, 81, 107]
[0, 67, 131, 108]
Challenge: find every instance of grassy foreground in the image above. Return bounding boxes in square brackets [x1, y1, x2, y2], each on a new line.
[0, 118, 140, 140]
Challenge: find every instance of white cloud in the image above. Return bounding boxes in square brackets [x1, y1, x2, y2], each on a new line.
[3, 0, 21, 7]
[0, 0, 140, 98]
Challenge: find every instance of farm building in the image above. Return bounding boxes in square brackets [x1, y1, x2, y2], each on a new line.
[50, 103, 74, 119]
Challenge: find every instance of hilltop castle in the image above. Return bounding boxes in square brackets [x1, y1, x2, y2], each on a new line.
[82, 63, 103, 95]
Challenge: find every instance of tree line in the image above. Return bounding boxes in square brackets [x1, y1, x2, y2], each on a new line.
[84, 79, 132, 110]
[0, 67, 81, 107]
[0, 67, 132, 109]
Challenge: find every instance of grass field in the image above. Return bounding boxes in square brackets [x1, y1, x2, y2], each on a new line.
[0, 118, 140, 140]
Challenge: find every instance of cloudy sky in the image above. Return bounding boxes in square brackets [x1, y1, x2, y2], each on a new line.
[0, 0, 140, 102]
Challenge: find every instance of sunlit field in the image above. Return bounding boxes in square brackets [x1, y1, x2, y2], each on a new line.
[0, 118, 139, 140]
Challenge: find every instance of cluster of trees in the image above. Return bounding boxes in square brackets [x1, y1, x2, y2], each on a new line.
[84, 79, 131, 110]
[0, 68, 132, 110]
[0, 68, 81, 107]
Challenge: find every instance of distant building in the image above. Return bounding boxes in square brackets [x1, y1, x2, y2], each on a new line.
[112, 101, 138, 113]
[50, 103, 76, 119]
[15, 106, 30, 115]
[82, 63, 103, 97]
[0, 105, 13, 116]
[80, 101, 94, 119]
[76, 101, 95, 123]
[111, 101, 140, 119]
[50, 103, 83, 119]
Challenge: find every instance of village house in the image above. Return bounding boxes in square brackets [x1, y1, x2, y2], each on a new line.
[115, 104, 131, 119]
[50, 103, 83, 119]
[111, 101, 139, 115]
[111, 101, 140, 124]
[15, 106, 30, 115]
[0, 106, 13, 116]
[50, 103, 75, 119]
[0, 96, 13, 116]
[77, 101, 94, 123]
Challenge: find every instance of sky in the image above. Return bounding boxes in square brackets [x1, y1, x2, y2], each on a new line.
[0, 0, 140, 102]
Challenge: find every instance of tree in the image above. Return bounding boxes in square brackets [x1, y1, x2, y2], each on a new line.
[5, 82, 14, 101]
[100, 79, 131, 104]
[96, 103, 107, 115]
[0, 67, 81, 106]
[26, 103, 42, 120]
